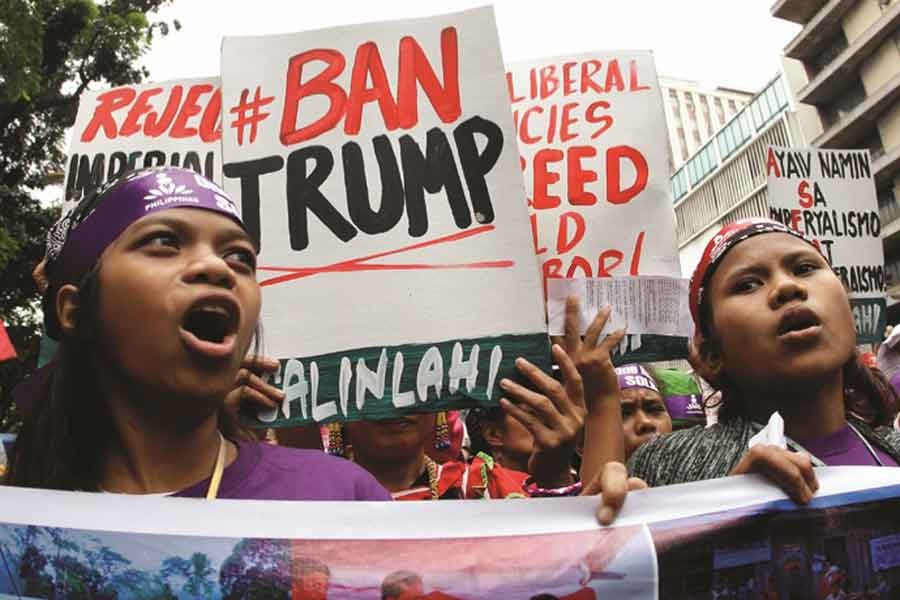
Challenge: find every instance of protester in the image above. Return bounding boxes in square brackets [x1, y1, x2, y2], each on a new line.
[344, 344, 592, 500]
[629, 218, 900, 504]
[235, 323, 639, 522]
[7, 167, 390, 500]
[614, 364, 672, 459]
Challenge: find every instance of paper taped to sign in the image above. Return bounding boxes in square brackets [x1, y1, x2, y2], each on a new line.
[547, 276, 692, 337]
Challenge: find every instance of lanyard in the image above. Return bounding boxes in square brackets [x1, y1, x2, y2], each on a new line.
[205, 433, 227, 500]
[847, 423, 885, 467]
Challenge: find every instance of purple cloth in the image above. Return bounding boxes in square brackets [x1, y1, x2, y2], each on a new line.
[615, 364, 659, 393]
[799, 424, 898, 467]
[48, 167, 244, 289]
[174, 440, 392, 500]
[665, 394, 705, 421]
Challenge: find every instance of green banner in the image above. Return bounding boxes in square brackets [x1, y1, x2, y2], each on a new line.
[852, 297, 887, 344]
[612, 334, 689, 365]
[253, 333, 551, 427]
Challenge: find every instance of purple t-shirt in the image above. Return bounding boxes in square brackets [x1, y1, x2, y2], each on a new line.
[174, 440, 391, 501]
[800, 425, 898, 467]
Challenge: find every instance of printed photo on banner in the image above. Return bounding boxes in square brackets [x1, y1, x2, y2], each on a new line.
[1, 469, 899, 599]
[219, 7, 549, 426]
[0, 522, 655, 599]
[505, 52, 690, 343]
[652, 482, 900, 599]
[767, 146, 887, 342]
[64, 77, 222, 209]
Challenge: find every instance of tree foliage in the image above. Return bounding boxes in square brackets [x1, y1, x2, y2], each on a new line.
[0, 0, 176, 427]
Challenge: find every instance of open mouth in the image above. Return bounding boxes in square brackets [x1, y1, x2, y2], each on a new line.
[776, 307, 821, 338]
[180, 298, 239, 359]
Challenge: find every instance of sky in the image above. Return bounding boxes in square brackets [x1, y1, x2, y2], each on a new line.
[142, 0, 801, 93]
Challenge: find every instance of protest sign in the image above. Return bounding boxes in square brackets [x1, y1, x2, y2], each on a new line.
[1, 468, 898, 598]
[219, 8, 549, 426]
[767, 147, 887, 343]
[64, 77, 222, 208]
[505, 52, 688, 341]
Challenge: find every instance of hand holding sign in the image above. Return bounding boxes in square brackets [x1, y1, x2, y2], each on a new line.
[499, 344, 585, 489]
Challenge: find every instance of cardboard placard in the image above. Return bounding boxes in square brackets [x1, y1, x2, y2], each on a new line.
[767, 147, 887, 343]
[64, 77, 222, 208]
[505, 52, 686, 340]
[219, 8, 549, 425]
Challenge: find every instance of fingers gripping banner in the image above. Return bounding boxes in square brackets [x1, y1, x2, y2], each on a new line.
[219, 8, 550, 426]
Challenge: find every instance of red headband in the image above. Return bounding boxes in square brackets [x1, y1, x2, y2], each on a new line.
[688, 218, 821, 333]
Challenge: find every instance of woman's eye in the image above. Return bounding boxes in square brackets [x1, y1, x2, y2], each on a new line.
[140, 232, 179, 249]
[733, 278, 761, 293]
[225, 248, 257, 271]
[795, 262, 819, 275]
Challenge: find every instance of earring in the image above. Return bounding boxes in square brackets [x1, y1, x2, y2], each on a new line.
[326, 422, 345, 457]
[434, 411, 451, 450]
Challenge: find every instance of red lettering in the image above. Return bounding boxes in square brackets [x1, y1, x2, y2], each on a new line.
[567, 146, 597, 205]
[120, 87, 162, 137]
[607, 145, 649, 205]
[765, 147, 781, 177]
[566, 256, 592, 278]
[540, 64, 558, 99]
[171, 84, 213, 138]
[80, 87, 137, 142]
[597, 250, 624, 277]
[556, 211, 586, 254]
[580, 60, 604, 94]
[605, 60, 625, 92]
[506, 72, 524, 103]
[533, 149, 564, 210]
[789, 208, 803, 231]
[397, 27, 461, 129]
[281, 49, 347, 146]
[144, 85, 182, 137]
[629, 231, 645, 275]
[629, 59, 651, 91]
[562, 62, 578, 96]
[798, 180, 813, 209]
[345, 42, 399, 135]
[559, 102, 579, 142]
[199, 89, 222, 142]
[520, 106, 543, 144]
[586, 100, 614, 139]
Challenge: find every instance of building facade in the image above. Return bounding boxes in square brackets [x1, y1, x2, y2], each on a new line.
[660, 77, 754, 168]
[671, 75, 799, 275]
[773, 0, 900, 321]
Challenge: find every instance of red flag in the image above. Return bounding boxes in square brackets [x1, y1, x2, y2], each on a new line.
[0, 321, 17, 362]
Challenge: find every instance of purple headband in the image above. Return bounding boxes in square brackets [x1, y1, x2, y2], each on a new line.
[665, 394, 705, 421]
[615, 364, 660, 394]
[46, 167, 244, 289]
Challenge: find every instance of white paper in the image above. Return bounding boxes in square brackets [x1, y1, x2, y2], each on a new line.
[748, 411, 787, 450]
[546, 276, 692, 336]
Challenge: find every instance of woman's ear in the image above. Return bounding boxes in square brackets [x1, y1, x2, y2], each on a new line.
[56, 284, 81, 337]
[692, 333, 725, 388]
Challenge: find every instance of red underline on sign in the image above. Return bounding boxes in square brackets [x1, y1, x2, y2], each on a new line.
[256, 225, 514, 287]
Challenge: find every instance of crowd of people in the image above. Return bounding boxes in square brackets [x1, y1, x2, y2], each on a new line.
[4, 165, 900, 540]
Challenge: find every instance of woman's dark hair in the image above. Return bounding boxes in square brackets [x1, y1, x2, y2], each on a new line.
[465, 407, 504, 457]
